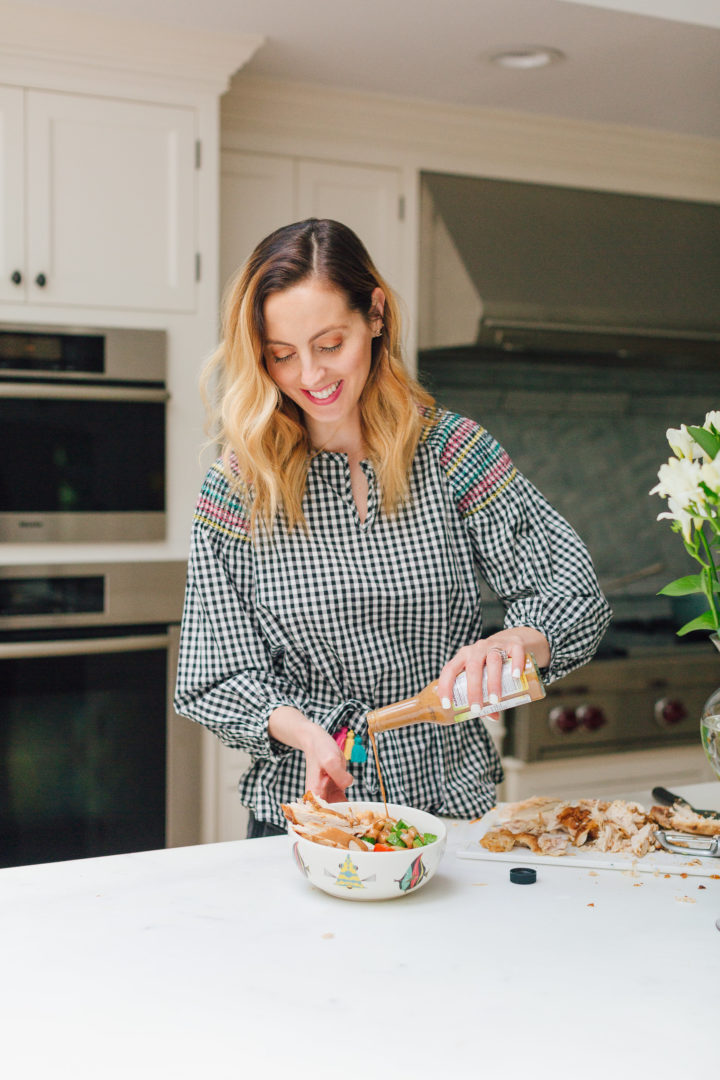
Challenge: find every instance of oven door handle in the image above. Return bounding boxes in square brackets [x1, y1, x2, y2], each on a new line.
[0, 383, 168, 402]
[0, 634, 171, 659]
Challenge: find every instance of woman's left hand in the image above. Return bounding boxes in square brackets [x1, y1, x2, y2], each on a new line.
[436, 627, 550, 723]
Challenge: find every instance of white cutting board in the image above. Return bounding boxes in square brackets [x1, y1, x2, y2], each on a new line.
[456, 807, 720, 878]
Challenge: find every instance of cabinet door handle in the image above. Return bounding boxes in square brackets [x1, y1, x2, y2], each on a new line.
[11, 270, 22, 285]
[35, 273, 47, 288]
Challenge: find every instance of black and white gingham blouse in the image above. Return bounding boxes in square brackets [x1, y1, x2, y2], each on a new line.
[174, 407, 611, 827]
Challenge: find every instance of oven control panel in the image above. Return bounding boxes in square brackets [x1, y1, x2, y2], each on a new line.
[505, 650, 718, 761]
[548, 704, 608, 734]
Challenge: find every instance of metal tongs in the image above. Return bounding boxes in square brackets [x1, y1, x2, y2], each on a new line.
[655, 829, 720, 858]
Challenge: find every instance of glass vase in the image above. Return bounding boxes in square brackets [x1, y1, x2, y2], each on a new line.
[700, 634, 720, 780]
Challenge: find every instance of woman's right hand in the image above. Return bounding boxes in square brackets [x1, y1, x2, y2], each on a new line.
[268, 705, 353, 802]
[300, 723, 354, 803]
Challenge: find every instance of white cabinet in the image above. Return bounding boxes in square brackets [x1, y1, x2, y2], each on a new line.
[219, 151, 294, 295]
[0, 86, 25, 303]
[1, 87, 196, 311]
[203, 740, 251, 843]
[295, 159, 402, 288]
[217, 745, 252, 841]
[220, 150, 403, 299]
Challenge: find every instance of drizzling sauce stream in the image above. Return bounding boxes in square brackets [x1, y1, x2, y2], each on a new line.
[368, 729, 388, 818]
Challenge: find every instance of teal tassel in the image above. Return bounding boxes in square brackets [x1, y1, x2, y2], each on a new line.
[350, 739, 367, 763]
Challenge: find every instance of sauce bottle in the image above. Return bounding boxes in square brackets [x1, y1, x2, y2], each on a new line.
[366, 653, 545, 733]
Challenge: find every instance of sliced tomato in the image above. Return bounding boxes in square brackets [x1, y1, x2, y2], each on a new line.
[373, 843, 395, 852]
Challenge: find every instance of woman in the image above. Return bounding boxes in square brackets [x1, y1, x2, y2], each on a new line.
[175, 218, 611, 837]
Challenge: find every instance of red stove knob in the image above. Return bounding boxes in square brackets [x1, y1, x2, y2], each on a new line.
[654, 698, 687, 727]
[548, 706, 578, 734]
[576, 704, 606, 731]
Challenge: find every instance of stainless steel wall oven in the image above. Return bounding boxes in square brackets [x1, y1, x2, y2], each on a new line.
[0, 323, 167, 542]
[0, 562, 201, 868]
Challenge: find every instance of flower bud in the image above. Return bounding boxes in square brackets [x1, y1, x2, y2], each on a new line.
[704, 410, 720, 436]
[666, 424, 698, 461]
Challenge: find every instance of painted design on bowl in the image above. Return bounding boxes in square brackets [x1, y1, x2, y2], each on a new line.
[324, 853, 377, 890]
[396, 852, 428, 892]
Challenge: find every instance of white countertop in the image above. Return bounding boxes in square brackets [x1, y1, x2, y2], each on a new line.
[2, 783, 719, 1080]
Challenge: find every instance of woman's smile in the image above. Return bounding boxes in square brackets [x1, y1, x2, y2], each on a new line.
[302, 379, 343, 404]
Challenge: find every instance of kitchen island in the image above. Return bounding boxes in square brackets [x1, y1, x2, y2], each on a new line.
[1, 784, 718, 1080]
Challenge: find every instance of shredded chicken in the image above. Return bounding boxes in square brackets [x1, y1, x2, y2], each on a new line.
[629, 823, 657, 858]
[480, 829, 541, 853]
[281, 791, 405, 850]
[537, 832, 571, 855]
[480, 796, 670, 858]
[650, 804, 720, 837]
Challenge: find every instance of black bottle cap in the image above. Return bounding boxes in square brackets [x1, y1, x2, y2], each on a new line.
[510, 866, 537, 885]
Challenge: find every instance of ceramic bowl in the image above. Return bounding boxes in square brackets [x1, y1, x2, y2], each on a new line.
[287, 800, 447, 902]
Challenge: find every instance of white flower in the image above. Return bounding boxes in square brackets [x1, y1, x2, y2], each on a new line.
[666, 424, 699, 460]
[650, 456, 703, 507]
[653, 419, 720, 629]
[654, 419, 720, 544]
[704, 410, 720, 437]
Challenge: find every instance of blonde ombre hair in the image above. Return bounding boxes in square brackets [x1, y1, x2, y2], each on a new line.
[202, 218, 435, 534]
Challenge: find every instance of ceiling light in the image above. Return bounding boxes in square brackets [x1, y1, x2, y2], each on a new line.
[487, 46, 565, 70]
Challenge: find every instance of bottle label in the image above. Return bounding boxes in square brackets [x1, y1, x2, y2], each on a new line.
[451, 663, 529, 713]
[475, 692, 532, 716]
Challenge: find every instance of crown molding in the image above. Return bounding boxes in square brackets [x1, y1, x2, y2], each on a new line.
[223, 74, 720, 203]
[0, 2, 264, 97]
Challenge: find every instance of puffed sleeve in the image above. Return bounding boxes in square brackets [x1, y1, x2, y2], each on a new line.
[429, 411, 612, 682]
[174, 464, 363, 758]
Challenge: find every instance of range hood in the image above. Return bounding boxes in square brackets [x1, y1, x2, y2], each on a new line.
[421, 171, 720, 360]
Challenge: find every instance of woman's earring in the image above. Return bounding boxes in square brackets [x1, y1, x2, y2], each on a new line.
[373, 322, 384, 338]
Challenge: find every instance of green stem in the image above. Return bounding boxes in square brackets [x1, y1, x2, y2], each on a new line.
[684, 535, 707, 569]
[698, 526, 720, 630]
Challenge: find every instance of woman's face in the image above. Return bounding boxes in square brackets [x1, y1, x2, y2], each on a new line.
[263, 278, 384, 449]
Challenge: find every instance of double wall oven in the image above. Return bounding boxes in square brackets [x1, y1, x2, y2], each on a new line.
[0, 562, 201, 869]
[0, 323, 167, 542]
[0, 322, 202, 867]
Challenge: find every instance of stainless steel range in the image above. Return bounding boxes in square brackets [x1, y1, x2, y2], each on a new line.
[504, 622, 719, 762]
